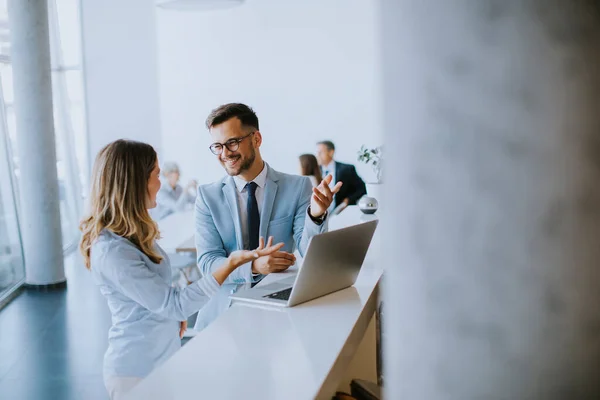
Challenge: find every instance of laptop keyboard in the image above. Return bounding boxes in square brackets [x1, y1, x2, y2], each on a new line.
[263, 287, 292, 301]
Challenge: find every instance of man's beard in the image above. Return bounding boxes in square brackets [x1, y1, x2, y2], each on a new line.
[222, 147, 256, 176]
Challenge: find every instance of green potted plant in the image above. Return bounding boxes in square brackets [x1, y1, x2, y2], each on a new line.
[357, 145, 383, 184]
[357, 145, 383, 207]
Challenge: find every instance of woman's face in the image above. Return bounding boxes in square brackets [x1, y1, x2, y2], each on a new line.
[147, 160, 161, 209]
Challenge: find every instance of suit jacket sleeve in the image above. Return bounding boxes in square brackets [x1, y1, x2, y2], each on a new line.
[194, 187, 252, 284]
[294, 177, 328, 257]
[346, 165, 367, 205]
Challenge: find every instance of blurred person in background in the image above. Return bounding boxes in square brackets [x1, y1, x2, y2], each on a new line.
[316, 140, 366, 212]
[299, 154, 323, 188]
[152, 161, 197, 220]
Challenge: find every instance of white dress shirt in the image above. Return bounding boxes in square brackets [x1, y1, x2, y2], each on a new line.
[232, 163, 268, 250]
[322, 161, 337, 188]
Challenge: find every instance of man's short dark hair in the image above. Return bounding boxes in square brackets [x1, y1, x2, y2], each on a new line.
[205, 103, 259, 131]
[317, 140, 335, 151]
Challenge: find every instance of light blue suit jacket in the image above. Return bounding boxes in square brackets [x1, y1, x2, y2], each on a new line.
[193, 164, 327, 330]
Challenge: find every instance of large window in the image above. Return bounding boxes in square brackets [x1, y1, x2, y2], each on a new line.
[0, 0, 24, 304]
[0, 0, 87, 254]
[0, 82, 24, 302]
[0, 0, 86, 301]
[48, 0, 87, 250]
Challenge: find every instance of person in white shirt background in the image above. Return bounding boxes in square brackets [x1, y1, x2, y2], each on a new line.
[152, 161, 197, 220]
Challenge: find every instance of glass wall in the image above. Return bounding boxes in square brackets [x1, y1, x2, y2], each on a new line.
[0, 77, 24, 300]
[0, 0, 86, 301]
[48, 0, 87, 250]
[0, 0, 23, 303]
[0, 0, 87, 254]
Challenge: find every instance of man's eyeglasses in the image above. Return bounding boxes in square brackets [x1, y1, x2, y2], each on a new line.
[209, 132, 255, 155]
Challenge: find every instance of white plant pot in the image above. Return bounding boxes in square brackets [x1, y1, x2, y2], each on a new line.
[366, 182, 382, 201]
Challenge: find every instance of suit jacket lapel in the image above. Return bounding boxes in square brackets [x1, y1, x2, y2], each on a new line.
[222, 178, 244, 250]
[260, 165, 279, 240]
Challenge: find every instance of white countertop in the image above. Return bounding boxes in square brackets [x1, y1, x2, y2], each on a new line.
[128, 206, 381, 400]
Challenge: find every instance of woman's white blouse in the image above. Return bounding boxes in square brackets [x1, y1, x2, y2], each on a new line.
[90, 229, 219, 378]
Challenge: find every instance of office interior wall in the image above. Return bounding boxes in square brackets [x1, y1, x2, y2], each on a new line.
[156, 0, 382, 185]
[80, 0, 163, 168]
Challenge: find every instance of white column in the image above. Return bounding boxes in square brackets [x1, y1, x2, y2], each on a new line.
[382, 1, 600, 398]
[7, 0, 65, 285]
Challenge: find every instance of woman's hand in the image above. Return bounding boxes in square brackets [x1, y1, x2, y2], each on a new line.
[179, 320, 187, 339]
[228, 236, 285, 269]
[212, 237, 284, 284]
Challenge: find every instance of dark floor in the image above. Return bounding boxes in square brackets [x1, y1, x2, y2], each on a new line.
[0, 253, 112, 400]
[0, 253, 197, 400]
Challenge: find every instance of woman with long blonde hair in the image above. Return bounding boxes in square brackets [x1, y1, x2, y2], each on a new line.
[80, 140, 282, 399]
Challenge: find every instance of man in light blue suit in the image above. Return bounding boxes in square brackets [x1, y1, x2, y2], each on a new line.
[194, 103, 342, 330]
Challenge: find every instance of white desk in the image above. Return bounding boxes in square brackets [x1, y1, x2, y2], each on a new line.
[128, 206, 381, 400]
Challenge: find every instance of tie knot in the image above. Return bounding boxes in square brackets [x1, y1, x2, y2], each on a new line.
[246, 181, 258, 196]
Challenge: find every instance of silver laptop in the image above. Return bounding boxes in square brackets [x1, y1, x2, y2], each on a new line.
[230, 220, 378, 307]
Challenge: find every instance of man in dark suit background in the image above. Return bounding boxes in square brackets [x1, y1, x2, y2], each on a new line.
[316, 140, 367, 210]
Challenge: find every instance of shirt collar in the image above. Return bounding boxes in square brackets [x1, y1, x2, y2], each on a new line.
[233, 162, 268, 193]
[323, 161, 336, 174]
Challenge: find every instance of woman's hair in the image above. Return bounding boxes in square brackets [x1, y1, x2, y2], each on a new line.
[79, 139, 162, 269]
[299, 154, 322, 182]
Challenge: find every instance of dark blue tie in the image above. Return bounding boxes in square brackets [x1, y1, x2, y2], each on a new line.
[246, 182, 260, 250]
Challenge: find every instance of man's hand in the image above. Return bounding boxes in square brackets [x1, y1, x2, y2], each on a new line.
[310, 174, 343, 217]
[251, 251, 296, 275]
[213, 237, 285, 285]
[228, 236, 285, 269]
